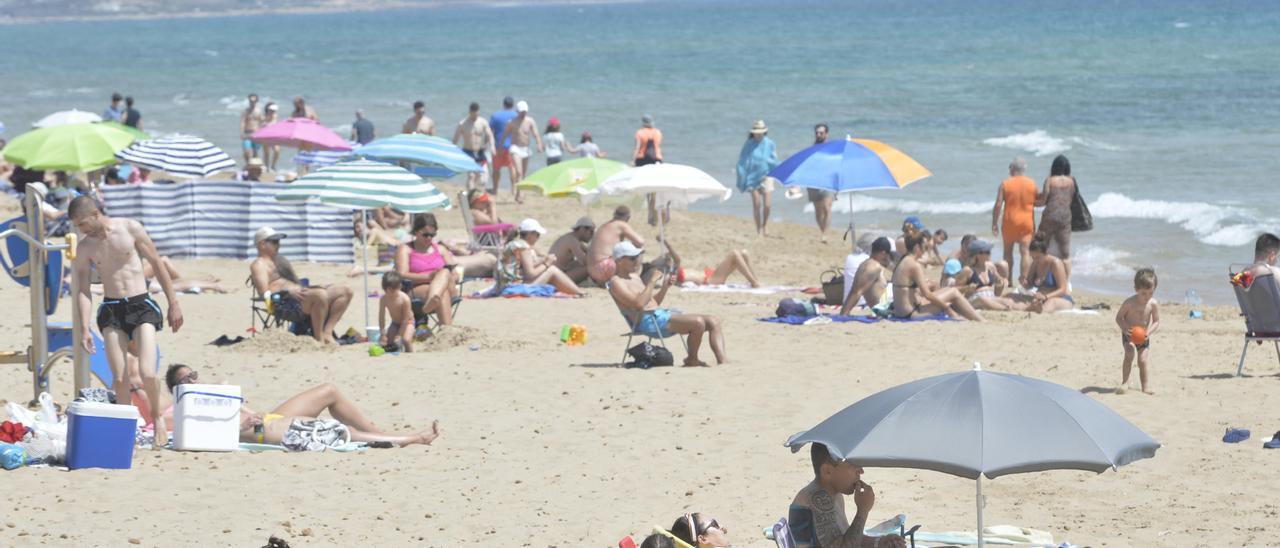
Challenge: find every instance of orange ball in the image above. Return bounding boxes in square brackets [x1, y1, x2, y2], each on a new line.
[1130, 326, 1147, 346]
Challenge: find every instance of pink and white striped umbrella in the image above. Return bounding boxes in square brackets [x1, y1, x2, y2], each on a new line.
[250, 118, 352, 151]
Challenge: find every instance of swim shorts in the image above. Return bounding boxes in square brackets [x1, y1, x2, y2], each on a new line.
[589, 256, 617, 284]
[508, 145, 530, 159]
[1123, 333, 1149, 350]
[273, 293, 307, 323]
[492, 148, 511, 169]
[635, 308, 673, 338]
[242, 139, 262, 152]
[462, 148, 486, 165]
[97, 294, 163, 338]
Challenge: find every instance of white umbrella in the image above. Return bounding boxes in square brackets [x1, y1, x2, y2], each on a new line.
[32, 109, 102, 128]
[586, 163, 731, 243]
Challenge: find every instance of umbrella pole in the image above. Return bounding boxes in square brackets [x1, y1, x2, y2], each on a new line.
[848, 193, 856, 254]
[976, 476, 985, 548]
[362, 209, 370, 333]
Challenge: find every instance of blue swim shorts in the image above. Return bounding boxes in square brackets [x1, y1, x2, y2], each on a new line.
[635, 308, 673, 338]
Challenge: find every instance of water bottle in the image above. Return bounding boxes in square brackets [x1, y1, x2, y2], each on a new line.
[1184, 289, 1201, 307]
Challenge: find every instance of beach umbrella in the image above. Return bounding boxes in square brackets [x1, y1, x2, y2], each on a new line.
[589, 162, 731, 243]
[769, 137, 931, 251]
[784, 363, 1160, 547]
[516, 156, 627, 197]
[275, 159, 451, 329]
[293, 147, 352, 168]
[115, 135, 236, 178]
[351, 133, 482, 174]
[251, 118, 352, 151]
[2, 123, 136, 171]
[99, 121, 150, 141]
[32, 109, 102, 128]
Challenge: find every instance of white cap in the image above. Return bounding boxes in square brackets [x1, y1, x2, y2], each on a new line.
[517, 218, 546, 235]
[515, 100, 528, 113]
[612, 241, 643, 260]
[254, 226, 287, 244]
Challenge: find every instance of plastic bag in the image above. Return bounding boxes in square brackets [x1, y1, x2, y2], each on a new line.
[1, 442, 27, 470]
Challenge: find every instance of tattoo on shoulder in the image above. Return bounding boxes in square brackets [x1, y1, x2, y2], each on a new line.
[810, 489, 842, 545]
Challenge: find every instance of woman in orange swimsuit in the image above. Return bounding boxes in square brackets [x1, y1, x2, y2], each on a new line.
[645, 238, 761, 288]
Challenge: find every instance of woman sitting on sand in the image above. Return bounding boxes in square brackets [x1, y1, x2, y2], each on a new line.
[164, 364, 440, 448]
[394, 213, 459, 325]
[644, 237, 761, 288]
[890, 226, 983, 321]
[669, 513, 733, 548]
[500, 218, 586, 296]
[958, 239, 1011, 311]
[1008, 232, 1074, 313]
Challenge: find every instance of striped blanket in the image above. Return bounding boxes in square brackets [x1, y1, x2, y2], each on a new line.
[100, 180, 354, 263]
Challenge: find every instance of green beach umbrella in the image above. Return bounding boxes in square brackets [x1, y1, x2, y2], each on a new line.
[516, 157, 627, 197]
[2, 123, 137, 171]
[99, 121, 151, 141]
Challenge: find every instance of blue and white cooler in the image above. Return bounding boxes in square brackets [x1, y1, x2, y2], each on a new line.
[66, 401, 139, 470]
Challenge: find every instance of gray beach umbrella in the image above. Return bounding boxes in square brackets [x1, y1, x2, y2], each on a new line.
[785, 363, 1159, 547]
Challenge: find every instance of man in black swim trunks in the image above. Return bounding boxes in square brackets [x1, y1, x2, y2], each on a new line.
[452, 102, 495, 191]
[70, 196, 183, 445]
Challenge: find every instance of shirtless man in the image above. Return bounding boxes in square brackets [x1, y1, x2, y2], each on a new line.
[608, 242, 727, 366]
[587, 206, 645, 285]
[240, 93, 263, 163]
[291, 96, 317, 121]
[69, 196, 183, 444]
[789, 443, 906, 548]
[840, 237, 893, 316]
[500, 100, 543, 196]
[402, 100, 435, 136]
[547, 216, 595, 284]
[452, 102, 495, 190]
[249, 226, 353, 344]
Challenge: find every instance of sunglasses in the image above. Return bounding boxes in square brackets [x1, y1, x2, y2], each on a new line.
[417, 231, 437, 239]
[685, 513, 726, 538]
[177, 370, 199, 384]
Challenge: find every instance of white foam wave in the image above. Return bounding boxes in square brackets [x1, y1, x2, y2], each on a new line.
[1072, 245, 1136, 279]
[171, 93, 190, 106]
[1174, 22, 1191, 29]
[1089, 192, 1277, 247]
[202, 49, 219, 57]
[823, 195, 990, 215]
[982, 130, 1122, 157]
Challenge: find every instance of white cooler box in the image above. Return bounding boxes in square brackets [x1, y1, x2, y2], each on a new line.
[172, 384, 242, 451]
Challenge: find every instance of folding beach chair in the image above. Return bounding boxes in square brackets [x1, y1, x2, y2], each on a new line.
[764, 514, 919, 548]
[406, 274, 465, 332]
[767, 517, 797, 548]
[246, 277, 312, 337]
[605, 281, 687, 367]
[457, 190, 512, 287]
[1229, 265, 1280, 376]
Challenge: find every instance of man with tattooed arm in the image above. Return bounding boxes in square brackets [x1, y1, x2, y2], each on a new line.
[788, 443, 906, 548]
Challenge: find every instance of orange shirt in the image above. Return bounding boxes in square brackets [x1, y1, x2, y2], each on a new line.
[633, 127, 663, 161]
[1000, 175, 1037, 236]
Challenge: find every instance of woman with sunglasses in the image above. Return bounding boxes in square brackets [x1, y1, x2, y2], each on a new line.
[395, 213, 459, 325]
[164, 364, 441, 447]
[669, 513, 732, 547]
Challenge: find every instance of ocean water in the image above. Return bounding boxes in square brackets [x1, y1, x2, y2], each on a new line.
[2, 0, 1278, 303]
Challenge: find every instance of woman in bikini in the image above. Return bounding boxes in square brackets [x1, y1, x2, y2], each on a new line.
[467, 188, 501, 225]
[645, 237, 761, 288]
[958, 239, 1012, 311]
[890, 227, 984, 321]
[394, 213, 459, 325]
[1009, 232, 1075, 313]
[164, 364, 440, 448]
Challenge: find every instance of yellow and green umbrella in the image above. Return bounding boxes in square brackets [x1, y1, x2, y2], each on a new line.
[516, 156, 627, 197]
[2, 123, 137, 171]
[99, 121, 151, 141]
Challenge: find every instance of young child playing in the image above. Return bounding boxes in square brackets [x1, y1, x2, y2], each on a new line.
[378, 272, 415, 353]
[1116, 268, 1160, 394]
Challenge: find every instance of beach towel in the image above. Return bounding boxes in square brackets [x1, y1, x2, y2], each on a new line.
[238, 442, 367, 453]
[760, 314, 953, 325]
[471, 283, 571, 299]
[911, 525, 1055, 546]
[678, 283, 800, 295]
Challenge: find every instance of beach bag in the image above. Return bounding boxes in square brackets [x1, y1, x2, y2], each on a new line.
[1070, 179, 1093, 232]
[820, 269, 845, 305]
[281, 418, 351, 452]
[626, 342, 674, 369]
[776, 298, 817, 318]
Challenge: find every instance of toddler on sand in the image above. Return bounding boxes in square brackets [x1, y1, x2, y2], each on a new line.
[378, 272, 414, 353]
[1115, 268, 1160, 394]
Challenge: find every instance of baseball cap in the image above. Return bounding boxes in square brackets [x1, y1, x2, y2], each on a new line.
[968, 239, 994, 255]
[266, 103, 279, 112]
[871, 236, 892, 255]
[515, 101, 528, 113]
[903, 215, 925, 231]
[572, 216, 595, 230]
[518, 218, 546, 235]
[943, 259, 962, 276]
[254, 226, 287, 245]
[548, 116, 560, 127]
[613, 241, 643, 260]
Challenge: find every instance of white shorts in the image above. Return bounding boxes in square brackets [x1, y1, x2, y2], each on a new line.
[508, 145, 530, 159]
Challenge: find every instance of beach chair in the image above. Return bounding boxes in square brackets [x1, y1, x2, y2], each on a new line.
[1229, 265, 1280, 376]
[768, 517, 797, 548]
[606, 281, 687, 367]
[764, 514, 919, 548]
[457, 190, 512, 287]
[406, 272, 465, 331]
[246, 277, 312, 337]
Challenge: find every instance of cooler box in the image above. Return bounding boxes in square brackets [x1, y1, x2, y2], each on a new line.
[66, 401, 139, 470]
[172, 384, 242, 452]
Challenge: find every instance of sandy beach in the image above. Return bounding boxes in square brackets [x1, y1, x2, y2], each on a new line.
[1, 185, 1277, 547]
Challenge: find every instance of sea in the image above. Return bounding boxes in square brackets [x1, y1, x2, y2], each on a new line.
[2, 0, 1278, 304]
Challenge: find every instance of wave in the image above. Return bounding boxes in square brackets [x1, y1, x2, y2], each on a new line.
[822, 195, 991, 216]
[1072, 245, 1136, 279]
[982, 130, 1120, 157]
[171, 93, 190, 106]
[1174, 22, 1191, 29]
[1088, 192, 1276, 247]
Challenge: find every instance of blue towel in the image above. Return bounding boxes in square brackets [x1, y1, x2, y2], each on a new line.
[759, 314, 954, 325]
[1223, 428, 1250, 444]
[499, 284, 557, 298]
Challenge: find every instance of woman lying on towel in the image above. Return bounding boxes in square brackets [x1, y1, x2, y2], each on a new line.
[644, 237, 761, 288]
[164, 364, 441, 448]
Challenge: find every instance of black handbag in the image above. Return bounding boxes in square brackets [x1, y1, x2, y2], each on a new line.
[1070, 179, 1093, 232]
[627, 342, 674, 368]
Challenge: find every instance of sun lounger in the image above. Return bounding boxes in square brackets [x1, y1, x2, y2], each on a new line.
[1229, 265, 1280, 376]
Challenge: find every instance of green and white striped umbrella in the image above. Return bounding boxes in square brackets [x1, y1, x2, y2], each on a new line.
[274, 159, 451, 212]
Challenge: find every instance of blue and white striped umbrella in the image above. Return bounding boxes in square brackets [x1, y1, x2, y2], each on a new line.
[115, 135, 236, 178]
[293, 147, 351, 167]
[274, 159, 451, 213]
[350, 133, 482, 175]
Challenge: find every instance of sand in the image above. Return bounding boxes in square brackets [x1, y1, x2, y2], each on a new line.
[0, 185, 1276, 547]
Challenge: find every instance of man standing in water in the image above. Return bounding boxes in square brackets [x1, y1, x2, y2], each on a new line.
[70, 196, 183, 445]
[452, 102, 495, 190]
[808, 123, 836, 242]
[402, 100, 435, 135]
[240, 93, 263, 164]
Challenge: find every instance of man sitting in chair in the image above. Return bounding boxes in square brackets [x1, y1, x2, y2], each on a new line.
[249, 226, 354, 344]
[607, 241, 728, 367]
[789, 443, 906, 548]
[1246, 233, 1280, 282]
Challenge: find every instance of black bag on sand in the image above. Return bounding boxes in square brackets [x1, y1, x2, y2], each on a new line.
[626, 342, 675, 369]
[1070, 179, 1093, 232]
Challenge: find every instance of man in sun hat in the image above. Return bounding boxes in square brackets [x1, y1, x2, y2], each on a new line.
[249, 226, 353, 344]
[548, 216, 596, 284]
